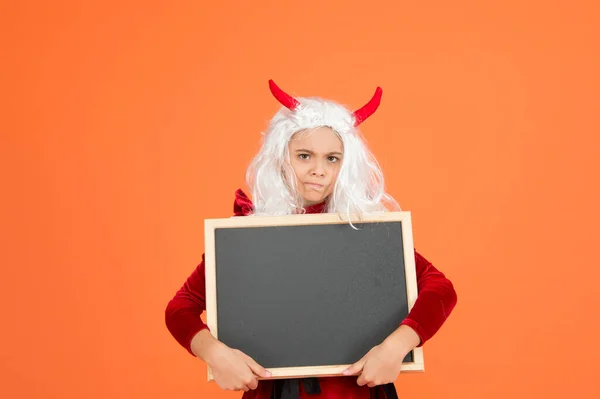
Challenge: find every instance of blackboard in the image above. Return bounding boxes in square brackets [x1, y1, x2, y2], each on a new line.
[204, 212, 423, 380]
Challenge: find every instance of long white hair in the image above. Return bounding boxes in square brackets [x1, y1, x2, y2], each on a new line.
[245, 82, 400, 217]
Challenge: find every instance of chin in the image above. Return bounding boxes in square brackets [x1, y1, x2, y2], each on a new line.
[302, 193, 327, 205]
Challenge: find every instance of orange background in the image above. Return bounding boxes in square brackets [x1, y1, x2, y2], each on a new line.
[2, 1, 599, 398]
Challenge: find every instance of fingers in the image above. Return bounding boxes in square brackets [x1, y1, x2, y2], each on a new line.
[239, 359, 261, 391]
[212, 351, 264, 392]
[356, 373, 368, 386]
[245, 376, 259, 390]
[357, 370, 394, 388]
[343, 356, 366, 376]
[357, 374, 384, 388]
[216, 377, 250, 392]
[224, 374, 256, 392]
[242, 353, 272, 378]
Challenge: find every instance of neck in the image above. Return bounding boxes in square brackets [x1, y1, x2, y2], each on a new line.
[302, 199, 327, 214]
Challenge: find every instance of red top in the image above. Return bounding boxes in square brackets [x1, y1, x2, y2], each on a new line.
[165, 189, 458, 399]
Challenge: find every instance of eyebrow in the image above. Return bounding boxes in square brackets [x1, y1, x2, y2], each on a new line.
[295, 148, 343, 156]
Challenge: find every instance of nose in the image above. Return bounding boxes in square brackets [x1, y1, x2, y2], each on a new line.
[310, 159, 326, 176]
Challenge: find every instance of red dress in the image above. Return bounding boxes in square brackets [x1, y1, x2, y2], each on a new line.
[165, 189, 458, 399]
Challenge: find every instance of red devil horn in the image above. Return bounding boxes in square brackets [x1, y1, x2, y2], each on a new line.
[268, 79, 300, 110]
[353, 87, 383, 126]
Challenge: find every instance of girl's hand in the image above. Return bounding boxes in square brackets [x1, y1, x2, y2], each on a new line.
[342, 343, 405, 387]
[342, 325, 420, 387]
[208, 344, 271, 392]
[191, 330, 271, 392]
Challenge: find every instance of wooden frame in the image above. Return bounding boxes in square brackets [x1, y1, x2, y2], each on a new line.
[204, 211, 423, 381]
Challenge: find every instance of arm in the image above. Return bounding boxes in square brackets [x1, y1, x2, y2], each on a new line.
[165, 190, 252, 356]
[397, 250, 458, 347]
[344, 250, 458, 385]
[164, 254, 210, 356]
[164, 254, 271, 391]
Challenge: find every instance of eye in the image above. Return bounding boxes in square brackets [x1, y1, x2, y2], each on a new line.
[298, 153, 310, 160]
[328, 156, 339, 163]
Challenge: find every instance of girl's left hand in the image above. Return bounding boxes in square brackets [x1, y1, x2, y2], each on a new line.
[342, 325, 420, 387]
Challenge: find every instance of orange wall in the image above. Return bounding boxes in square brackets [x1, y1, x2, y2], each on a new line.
[2, 1, 599, 398]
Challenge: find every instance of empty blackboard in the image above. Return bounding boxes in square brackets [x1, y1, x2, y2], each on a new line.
[204, 212, 423, 380]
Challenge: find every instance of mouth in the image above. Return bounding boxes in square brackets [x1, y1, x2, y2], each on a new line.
[305, 182, 324, 189]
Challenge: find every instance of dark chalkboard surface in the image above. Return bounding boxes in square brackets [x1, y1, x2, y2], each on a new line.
[204, 212, 422, 380]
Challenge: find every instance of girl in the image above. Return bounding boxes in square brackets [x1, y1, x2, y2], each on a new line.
[165, 80, 458, 399]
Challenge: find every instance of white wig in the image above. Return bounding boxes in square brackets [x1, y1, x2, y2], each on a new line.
[246, 80, 400, 217]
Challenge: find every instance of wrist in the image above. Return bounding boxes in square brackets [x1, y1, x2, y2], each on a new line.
[190, 329, 222, 363]
[383, 325, 421, 354]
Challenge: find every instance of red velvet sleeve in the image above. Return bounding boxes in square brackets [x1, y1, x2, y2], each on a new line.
[164, 189, 254, 356]
[164, 253, 209, 356]
[399, 250, 458, 347]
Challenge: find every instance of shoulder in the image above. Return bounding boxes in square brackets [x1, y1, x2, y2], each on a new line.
[233, 188, 254, 216]
[414, 249, 431, 265]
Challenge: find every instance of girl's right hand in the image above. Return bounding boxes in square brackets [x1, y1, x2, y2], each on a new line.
[191, 329, 271, 392]
[209, 345, 271, 391]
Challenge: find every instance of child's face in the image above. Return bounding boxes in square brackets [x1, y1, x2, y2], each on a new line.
[288, 127, 343, 206]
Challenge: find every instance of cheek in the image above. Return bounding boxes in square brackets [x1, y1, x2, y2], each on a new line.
[289, 162, 306, 187]
[329, 164, 341, 181]
[324, 165, 341, 192]
[291, 161, 307, 177]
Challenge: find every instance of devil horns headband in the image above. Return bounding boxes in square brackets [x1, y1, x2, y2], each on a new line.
[268, 79, 382, 127]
